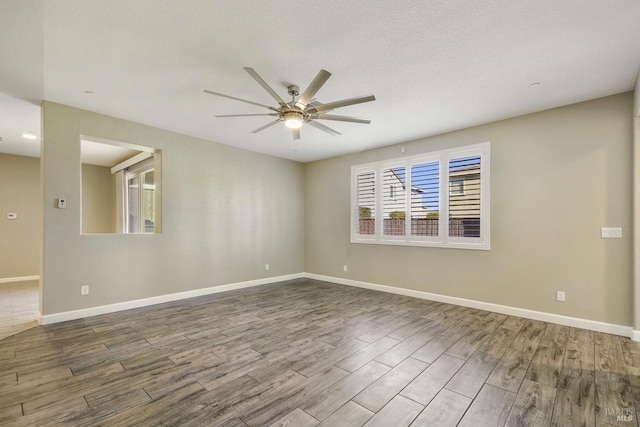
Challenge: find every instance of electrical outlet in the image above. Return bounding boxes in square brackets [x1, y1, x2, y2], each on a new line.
[265, 264, 269, 271]
[343, 265, 348, 272]
[556, 291, 565, 302]
[81, 285, 89, 295]
[58, 198, 67, 209]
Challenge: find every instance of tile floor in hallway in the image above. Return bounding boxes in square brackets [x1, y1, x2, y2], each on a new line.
[0, 280, 39, 341]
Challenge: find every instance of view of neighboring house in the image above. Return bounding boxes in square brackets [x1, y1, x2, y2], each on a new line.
[448, 159, 481, 237]
[448, 163, 481, 219]
[357, 168, 428, 219]
[383, 167, 427, 218]
[357, 159, 481, 237]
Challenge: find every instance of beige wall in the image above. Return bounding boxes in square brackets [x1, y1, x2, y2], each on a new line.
[0, 153, 41, 278]
[81, 164, 116, 233]
[42, 102, 305, 315]
[305, 93, 633, 326]
[634, 68, 640, 116]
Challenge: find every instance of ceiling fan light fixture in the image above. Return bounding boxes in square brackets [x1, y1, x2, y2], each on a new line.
[285, 118, 303, 129]
[283, 111, 304, 129]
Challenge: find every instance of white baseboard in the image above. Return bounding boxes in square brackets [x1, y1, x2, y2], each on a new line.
[0, 275, 39, 284]
[34, 271, 640, 342]
[304, 273, 636, 340]
[40, 273, 304, 325]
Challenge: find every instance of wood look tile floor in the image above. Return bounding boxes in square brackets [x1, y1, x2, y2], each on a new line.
[1, 278, 640, 426]
[0, 280, 39, 341]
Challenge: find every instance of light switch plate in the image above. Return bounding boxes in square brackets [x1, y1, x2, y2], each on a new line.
[601, 227, 622, 238]
[6, 213, 17, 220]
[58, 198, 67, 209]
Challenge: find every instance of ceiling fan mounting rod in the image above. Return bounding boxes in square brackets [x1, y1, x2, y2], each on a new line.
[287, 85, 300, 104]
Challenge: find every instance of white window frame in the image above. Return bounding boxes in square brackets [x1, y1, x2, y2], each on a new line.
[353, 168, 378, 242]
[350, 142, 490, 250]
[124, 157, 155, 234]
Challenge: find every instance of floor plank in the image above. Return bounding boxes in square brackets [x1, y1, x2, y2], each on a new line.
[486, 346, 533, 393]
[552, 374, 596, 426]
[241, 365, 348, 427]
[353, 357, 428, 412]
[411, 332, 462, 364]
[594, 371, 634, 426]
[505, 379, 556, 427]
[410, 388, 471, 427]
[362, 395, 423, 427]
[268, 408, 319, 427]
[300, 361, 390, 421]
[446, 350, 500, 398]
[317, 401, 373, 427]
[526, 342, 566, 388]
[458, 384, 516, 427]
[400, 354, 465, 405]
[375, 326, 442, 367]
[335, 336, 400, 372]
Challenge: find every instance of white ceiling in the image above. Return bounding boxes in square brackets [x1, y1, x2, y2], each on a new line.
[1, 0, 639, 163]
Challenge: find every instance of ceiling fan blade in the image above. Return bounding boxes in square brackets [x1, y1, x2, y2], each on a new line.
[307, 94, 376, 113]
[243, 67, 287, 108]
[215, 113, 278, 118]
[204, 90, 277, 111]
[310, 113, 371, 124]
[250, 119, 281, 134]
[307, 120, 341, 136]
[296, 69, 331, 109]
[292, 128, 300, 140]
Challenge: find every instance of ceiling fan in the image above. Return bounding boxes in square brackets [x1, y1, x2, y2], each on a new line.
[204, 67, 375, 140]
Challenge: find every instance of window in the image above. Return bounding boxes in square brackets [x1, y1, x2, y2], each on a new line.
[449, 177, 464, 195]
[351, 142, 490, 249]
[125, 157, 156, 234]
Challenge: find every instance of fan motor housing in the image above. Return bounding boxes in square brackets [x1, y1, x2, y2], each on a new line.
[282, 110, 304, 121]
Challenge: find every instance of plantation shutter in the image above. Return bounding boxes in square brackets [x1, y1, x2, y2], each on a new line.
[410, 161, 439, 237]
[382, 166, 406, 236]
[355, 171, 376, 235]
